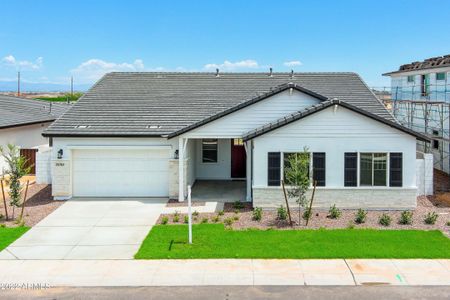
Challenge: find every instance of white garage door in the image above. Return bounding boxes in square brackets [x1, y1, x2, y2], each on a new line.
[72, 148, 169, 197]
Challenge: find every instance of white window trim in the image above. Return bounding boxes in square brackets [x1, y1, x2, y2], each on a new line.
[201, 138, 219, 164]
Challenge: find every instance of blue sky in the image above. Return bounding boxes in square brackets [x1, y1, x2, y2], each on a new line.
[1, 0, 449, 91]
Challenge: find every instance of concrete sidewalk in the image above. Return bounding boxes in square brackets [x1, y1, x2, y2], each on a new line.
[0, 259, 449, 286]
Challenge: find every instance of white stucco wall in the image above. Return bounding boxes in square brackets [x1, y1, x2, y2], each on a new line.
[251, 105, 418, 209]
[183, 90, 321, 138]
[0, 122, 51, 174]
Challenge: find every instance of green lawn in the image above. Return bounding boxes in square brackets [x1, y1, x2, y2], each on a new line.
[135, 224, 450, 259]
[0, 227, 29, 251]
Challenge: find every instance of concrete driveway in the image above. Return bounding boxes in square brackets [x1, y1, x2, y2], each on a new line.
[0, 198, 167, 260]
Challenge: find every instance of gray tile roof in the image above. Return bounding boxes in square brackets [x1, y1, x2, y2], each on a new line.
[383, 54, 450, 75]
[242, 99, 429, 142]
[43, 72, 394, 137]
[0, 95, 71, 129]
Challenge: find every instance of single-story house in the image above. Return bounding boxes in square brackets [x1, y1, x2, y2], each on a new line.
[42, 72, 430, 209]
[0, 95, 69, 175]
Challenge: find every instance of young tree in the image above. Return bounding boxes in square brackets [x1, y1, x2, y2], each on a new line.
[0, 144, 31, 220]
[284, 147, 310, 225]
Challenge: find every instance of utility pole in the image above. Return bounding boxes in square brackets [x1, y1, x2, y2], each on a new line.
[17, 71, 20, 96]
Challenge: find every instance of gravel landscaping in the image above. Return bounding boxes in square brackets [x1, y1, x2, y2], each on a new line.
[0, 184, 63, 227]
[157, 196, 450, 236]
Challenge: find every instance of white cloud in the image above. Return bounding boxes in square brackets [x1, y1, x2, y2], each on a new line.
[283, 60, 302, 67]
[1, 55, 43, 70]
[204, 59, 259, 71]
[70, 58, 146, 83]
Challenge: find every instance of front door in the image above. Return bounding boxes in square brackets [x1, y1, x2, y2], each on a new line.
[231, 138, 246, 178]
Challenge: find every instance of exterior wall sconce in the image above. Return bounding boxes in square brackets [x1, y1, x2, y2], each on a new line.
[174, 150, 179, 159]
[57, 149, 63, 159]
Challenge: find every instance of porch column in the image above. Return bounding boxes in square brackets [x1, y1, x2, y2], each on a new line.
[178, 137, 185, 202]
[245, 140, 252, 202]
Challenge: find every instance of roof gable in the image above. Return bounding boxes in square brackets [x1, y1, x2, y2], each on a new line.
[243, 99, 429, 142]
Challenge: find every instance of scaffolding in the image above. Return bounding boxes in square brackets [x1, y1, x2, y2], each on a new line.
[372, 83, 450, 174]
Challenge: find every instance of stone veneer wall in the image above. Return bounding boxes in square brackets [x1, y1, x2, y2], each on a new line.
[168, 159, 192, 200]
[253, 187, 417, 210]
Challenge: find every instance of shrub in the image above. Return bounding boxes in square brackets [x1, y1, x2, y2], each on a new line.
[173, 210, 179, 217]
[354, 209, 367, 224]
[302, 209, 311, 221]
[0, 214, 4, 220]
[218, 210, 224, 216]
[424, 212, 438, 225]
[201, 217, 208, 224]
[211, 215, 220, 223]
[399, 211, 413, 225]
[233, 215, 239, 221]
[184, 215, 189, 224]
[446, 221, 450, 226]
[172, 215, 180, 223]
[328, 204, 341, 219]
[0, 224, 5, 228]
[379, 214, 391, 226]
[347, 221, 355, 229]
[193, 211, 199, 217]
[252, 207, 262, 221]
[161, 216, 169, 225]
[224, 217, 234, 226]
[234, 209, 240, 214]
[277, 205, 287, 220]
[233, 201, 244, 209]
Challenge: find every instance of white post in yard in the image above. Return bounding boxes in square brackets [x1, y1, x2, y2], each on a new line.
[187, 185, 192, 244]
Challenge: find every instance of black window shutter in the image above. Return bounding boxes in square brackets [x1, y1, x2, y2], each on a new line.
[389, 153, 403, 187]
[268, 152, 281, 186]
[344, 153, 358, 187]
[312, 152, 326, 186]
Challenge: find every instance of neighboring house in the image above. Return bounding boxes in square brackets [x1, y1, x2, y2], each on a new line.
[383, 55, 450, 174]
[43, 72, 429, 209]
[0, 95, 69, 174]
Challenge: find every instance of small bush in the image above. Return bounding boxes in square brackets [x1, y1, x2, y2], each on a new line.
[224, 217, 234, 226]
[354, 209, 367, 224]
[161, 216, 169, 225]
[252, 207, 262, 221]
[399, 211, 413, 225]
[172, 215, 180, 223]
[218, 210, 224, 216]
[234, 209, 240, 214]
[233, 201, 244, 209]
[193, 211, 199, 217]
[424, 212, 438, 225]
[201, 217, 208, 224]
[328, 204, 341, 219]
[211, 215, 220, 223]
[347, 221, 355, 229]
[379, 214, 391, 226]
[277, 205, 287, 220]
[174, 210, 179, 217]
[0, 214, 4, 220]
[184, 215, 189, 224]
[302, 209, 311, 221]
[446, 221, 450, 226]
[0, 223, 6, 228]
[233, 215, 239, 221]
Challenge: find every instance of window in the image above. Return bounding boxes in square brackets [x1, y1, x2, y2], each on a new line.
[436, 72, 446, 81]
[202, 139, 218, 163]
[344, 153, 358, 186]
[312, 153, 326, 186]
[268, 152, 281, 186]
[433, 140, 440, 150]
[360, 153, 387, 186]
[389, 153, 403, 187]
[233, 138, 244, 146]
[283, 152, 310, 185]
[407, 75, 415, 83]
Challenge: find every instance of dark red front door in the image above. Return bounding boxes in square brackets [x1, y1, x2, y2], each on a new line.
[231, 139, 246, 178]
[19, 149, 37, 174]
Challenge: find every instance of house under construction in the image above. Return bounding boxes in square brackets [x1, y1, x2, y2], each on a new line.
[383, 55, 450, 176]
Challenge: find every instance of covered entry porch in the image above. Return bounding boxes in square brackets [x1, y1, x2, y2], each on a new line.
[177, 137, 252, 202]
